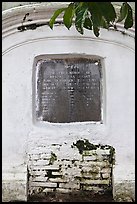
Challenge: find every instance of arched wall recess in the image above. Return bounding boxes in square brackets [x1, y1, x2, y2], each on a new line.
[2, 2, 135, 202]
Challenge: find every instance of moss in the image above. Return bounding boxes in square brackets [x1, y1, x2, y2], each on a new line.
[72, 139, 97, 154]
[71, 139, 115, 164]
[49, 152, 57, 165]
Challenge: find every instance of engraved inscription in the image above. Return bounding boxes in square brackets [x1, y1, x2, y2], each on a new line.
[35, 58, 102, 123]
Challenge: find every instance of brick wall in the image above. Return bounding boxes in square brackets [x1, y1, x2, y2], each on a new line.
[27, 138, 115, 197]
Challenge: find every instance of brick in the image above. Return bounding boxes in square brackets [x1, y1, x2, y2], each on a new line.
[44, 165, 60, 171]
[82, 166, 100, 173]
[32, 160, 50, 166]
[95, 161, 111, 167]
[82, 172, 101, 179]
[64, 167, 81, 177]
[82, 150, 97, 156]
[42, 188, 55, 193]
[30, 182, 57, 188]
[29, 172, 40, 177]
[56, 188, 72, 193]
[40, 153, 52, 160]
[28, 154, 40, 160]
[81, 161, 110, 168]
[96, 149, 110, 155]
[59, 183, 79, 189]
[82, 185, 104, 191]
[82, 185, 103, 192]
[80, 179, 110, 185]
[83, 155, 97, 161]
[29, 166, 46, 171]
[80, 161, 95, 167]
[102, 173, 110, 179]
[29, 170, 46, 176]
[29, 166, 45, 172]
[49, 178, 68, 183]
[52, 171, 62, 176]
[29, 176, 49, 182]
[100, 168, 111, 173]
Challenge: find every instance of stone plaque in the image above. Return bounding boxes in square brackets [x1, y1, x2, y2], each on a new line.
[35, 58, 102, 123]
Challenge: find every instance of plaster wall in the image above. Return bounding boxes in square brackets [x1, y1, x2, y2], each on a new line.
[2, 3, 135, 202]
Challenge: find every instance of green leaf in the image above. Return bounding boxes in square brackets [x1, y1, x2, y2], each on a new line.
[49, 8, 66, 29]
[88, 2, 116, 34]
[96, 2, 116, 23]
[93, 26, 100, 37]
[88, 3, 102, 27]
[117, 3, 128, 22]
[100, 16, 109, 29]
[75, 3, 88, 34]
[124, 3, 133, 29]
[63, 3, 75, 29]
[83, 17, 92, 30]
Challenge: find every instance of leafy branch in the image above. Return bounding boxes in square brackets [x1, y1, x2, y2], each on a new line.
[49, 2, 134, 37]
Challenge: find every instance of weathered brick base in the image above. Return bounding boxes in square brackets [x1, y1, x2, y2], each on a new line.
[27, 139, 115, 198]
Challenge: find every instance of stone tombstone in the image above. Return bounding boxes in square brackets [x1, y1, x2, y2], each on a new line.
[35, 57, 102, 123]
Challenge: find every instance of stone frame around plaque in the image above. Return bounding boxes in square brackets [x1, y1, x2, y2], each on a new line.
[32, 54, 104, 124]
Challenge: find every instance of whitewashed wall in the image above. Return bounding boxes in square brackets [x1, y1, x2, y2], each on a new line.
[2, 3, 135, 202]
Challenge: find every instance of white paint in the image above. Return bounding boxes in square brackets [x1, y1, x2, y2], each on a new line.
[2, 2, 135, 201]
